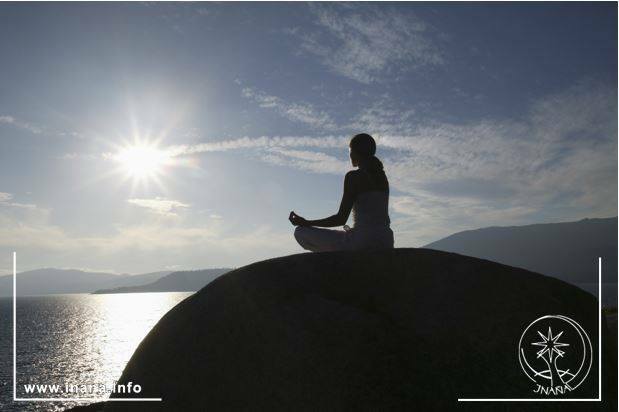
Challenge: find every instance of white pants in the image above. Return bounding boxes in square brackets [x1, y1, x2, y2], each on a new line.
[294, 226, 394, 252]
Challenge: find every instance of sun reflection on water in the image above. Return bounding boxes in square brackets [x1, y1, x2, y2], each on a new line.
[88, 293, 188, 386]
[10, 292, 191, 410]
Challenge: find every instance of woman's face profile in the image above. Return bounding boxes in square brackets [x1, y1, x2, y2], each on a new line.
[349, 147, 359, 167]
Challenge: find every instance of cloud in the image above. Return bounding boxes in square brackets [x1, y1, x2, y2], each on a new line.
[167, 135, 347, 156]
[0, 192, 38, 210]
[165, 79, 616, 245]
[262, 148, 348, 175]
[290, 4, 444, 83]
[3, 81, 613, 270]
[4, 202, 37, 210]
[241, 86, 421, 135]
[347, 97, 417, 135]
[242, 87, 338, 130]
[0, 114, 41, 134]
[0, 208, 294, 273]
[0, 115, 15, 124]
[0, 114, 80, 137]
[390, 194, 538, 246]
[57, 152, 99, 160]
[196, 7, 210, 16]
[127, 197, 190, 216]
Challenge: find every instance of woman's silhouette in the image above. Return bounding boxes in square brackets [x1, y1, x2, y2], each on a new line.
[289, 133, 394, 251]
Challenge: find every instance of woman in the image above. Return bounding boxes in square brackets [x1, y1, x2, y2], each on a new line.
[289, 133, 394, 252]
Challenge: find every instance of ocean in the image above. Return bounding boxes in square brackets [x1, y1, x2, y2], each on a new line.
[0, 292, 193, 411]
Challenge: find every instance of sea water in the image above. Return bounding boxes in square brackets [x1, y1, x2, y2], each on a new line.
[0, 292, 192, 411]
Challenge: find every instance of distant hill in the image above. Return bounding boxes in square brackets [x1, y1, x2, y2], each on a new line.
[0, 269, 171, 297]
[92, 268, 232, 294]
[424, 217, 617, 305]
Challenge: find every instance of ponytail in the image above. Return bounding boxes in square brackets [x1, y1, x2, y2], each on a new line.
[358, 155, 384, 173]
[350, 133, 388, 191]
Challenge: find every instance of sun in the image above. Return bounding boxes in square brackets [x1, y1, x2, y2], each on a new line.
[113, 141, 171, 182]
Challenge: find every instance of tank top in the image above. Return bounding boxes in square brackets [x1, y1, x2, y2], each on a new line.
[352, 190, 391, 229]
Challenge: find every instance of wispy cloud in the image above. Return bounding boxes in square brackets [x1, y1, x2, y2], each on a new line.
[242, 87, 338, 130]
[128, 197, 190, 217]
[58, 152, 99, 160]
[0, 192, 37, 210]
[348, 96, 417, 135]
[0, 192, 12, 202]
[242, 86, 420, 135]
[196, 7, 210, 17]
[167, 135, 347, 156]
[262, 148, 348, 175]
[390, 193, 538, 246]
[0, 210, 293, 273]
[165, 79, 616, 244]
[290, 4, 444, 83]
[0, 114, 42, 134]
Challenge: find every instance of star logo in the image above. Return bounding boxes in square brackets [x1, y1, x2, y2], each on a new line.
[531, 327, 570, 364]
[518, 315, 593, 396]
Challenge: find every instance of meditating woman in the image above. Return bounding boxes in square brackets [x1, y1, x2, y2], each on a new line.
[289, 133, 394, 252]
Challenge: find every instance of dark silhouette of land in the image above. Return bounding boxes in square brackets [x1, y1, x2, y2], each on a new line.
[92, 268, 231, 294]
[425, 217, 617, 306]
[78, 249, 613, 411]
[0, 268, 171, 297]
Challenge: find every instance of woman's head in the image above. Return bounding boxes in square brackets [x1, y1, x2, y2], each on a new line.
[349, 133, 376, 166]
[349, 133, 382, 171]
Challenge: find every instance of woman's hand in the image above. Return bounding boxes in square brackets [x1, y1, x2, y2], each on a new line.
[289, 211, 309, 227]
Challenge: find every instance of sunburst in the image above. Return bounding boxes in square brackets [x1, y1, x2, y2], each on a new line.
[108, 136, 175, 192]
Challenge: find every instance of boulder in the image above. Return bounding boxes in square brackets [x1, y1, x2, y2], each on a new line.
[103, 249, 615, 411]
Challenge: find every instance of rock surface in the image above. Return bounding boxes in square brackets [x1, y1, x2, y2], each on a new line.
[101, 249, 615, 411]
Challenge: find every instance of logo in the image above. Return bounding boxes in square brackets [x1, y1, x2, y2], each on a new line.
[518, 315, 592, 396]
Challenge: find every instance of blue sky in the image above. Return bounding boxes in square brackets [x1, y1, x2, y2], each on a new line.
[0, 2, 616, 273]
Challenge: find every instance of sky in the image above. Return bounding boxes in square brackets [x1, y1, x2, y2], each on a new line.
[0, 2, 616, 274]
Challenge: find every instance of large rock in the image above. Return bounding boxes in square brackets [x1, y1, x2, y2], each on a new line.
[105, 249, 615, 411]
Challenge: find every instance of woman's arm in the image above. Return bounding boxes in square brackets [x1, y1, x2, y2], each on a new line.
[302, 172, 356, 228]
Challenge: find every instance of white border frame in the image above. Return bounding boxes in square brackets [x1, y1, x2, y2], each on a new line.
[458, 257, 603, 402]
[12, 252, 163, 403]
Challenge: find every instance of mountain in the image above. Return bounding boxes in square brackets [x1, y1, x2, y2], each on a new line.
[86, 249, 613, 411]
[424, 217, 617, 305]
[92, 268, 231, 294]
[0, 269, 171, 297]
